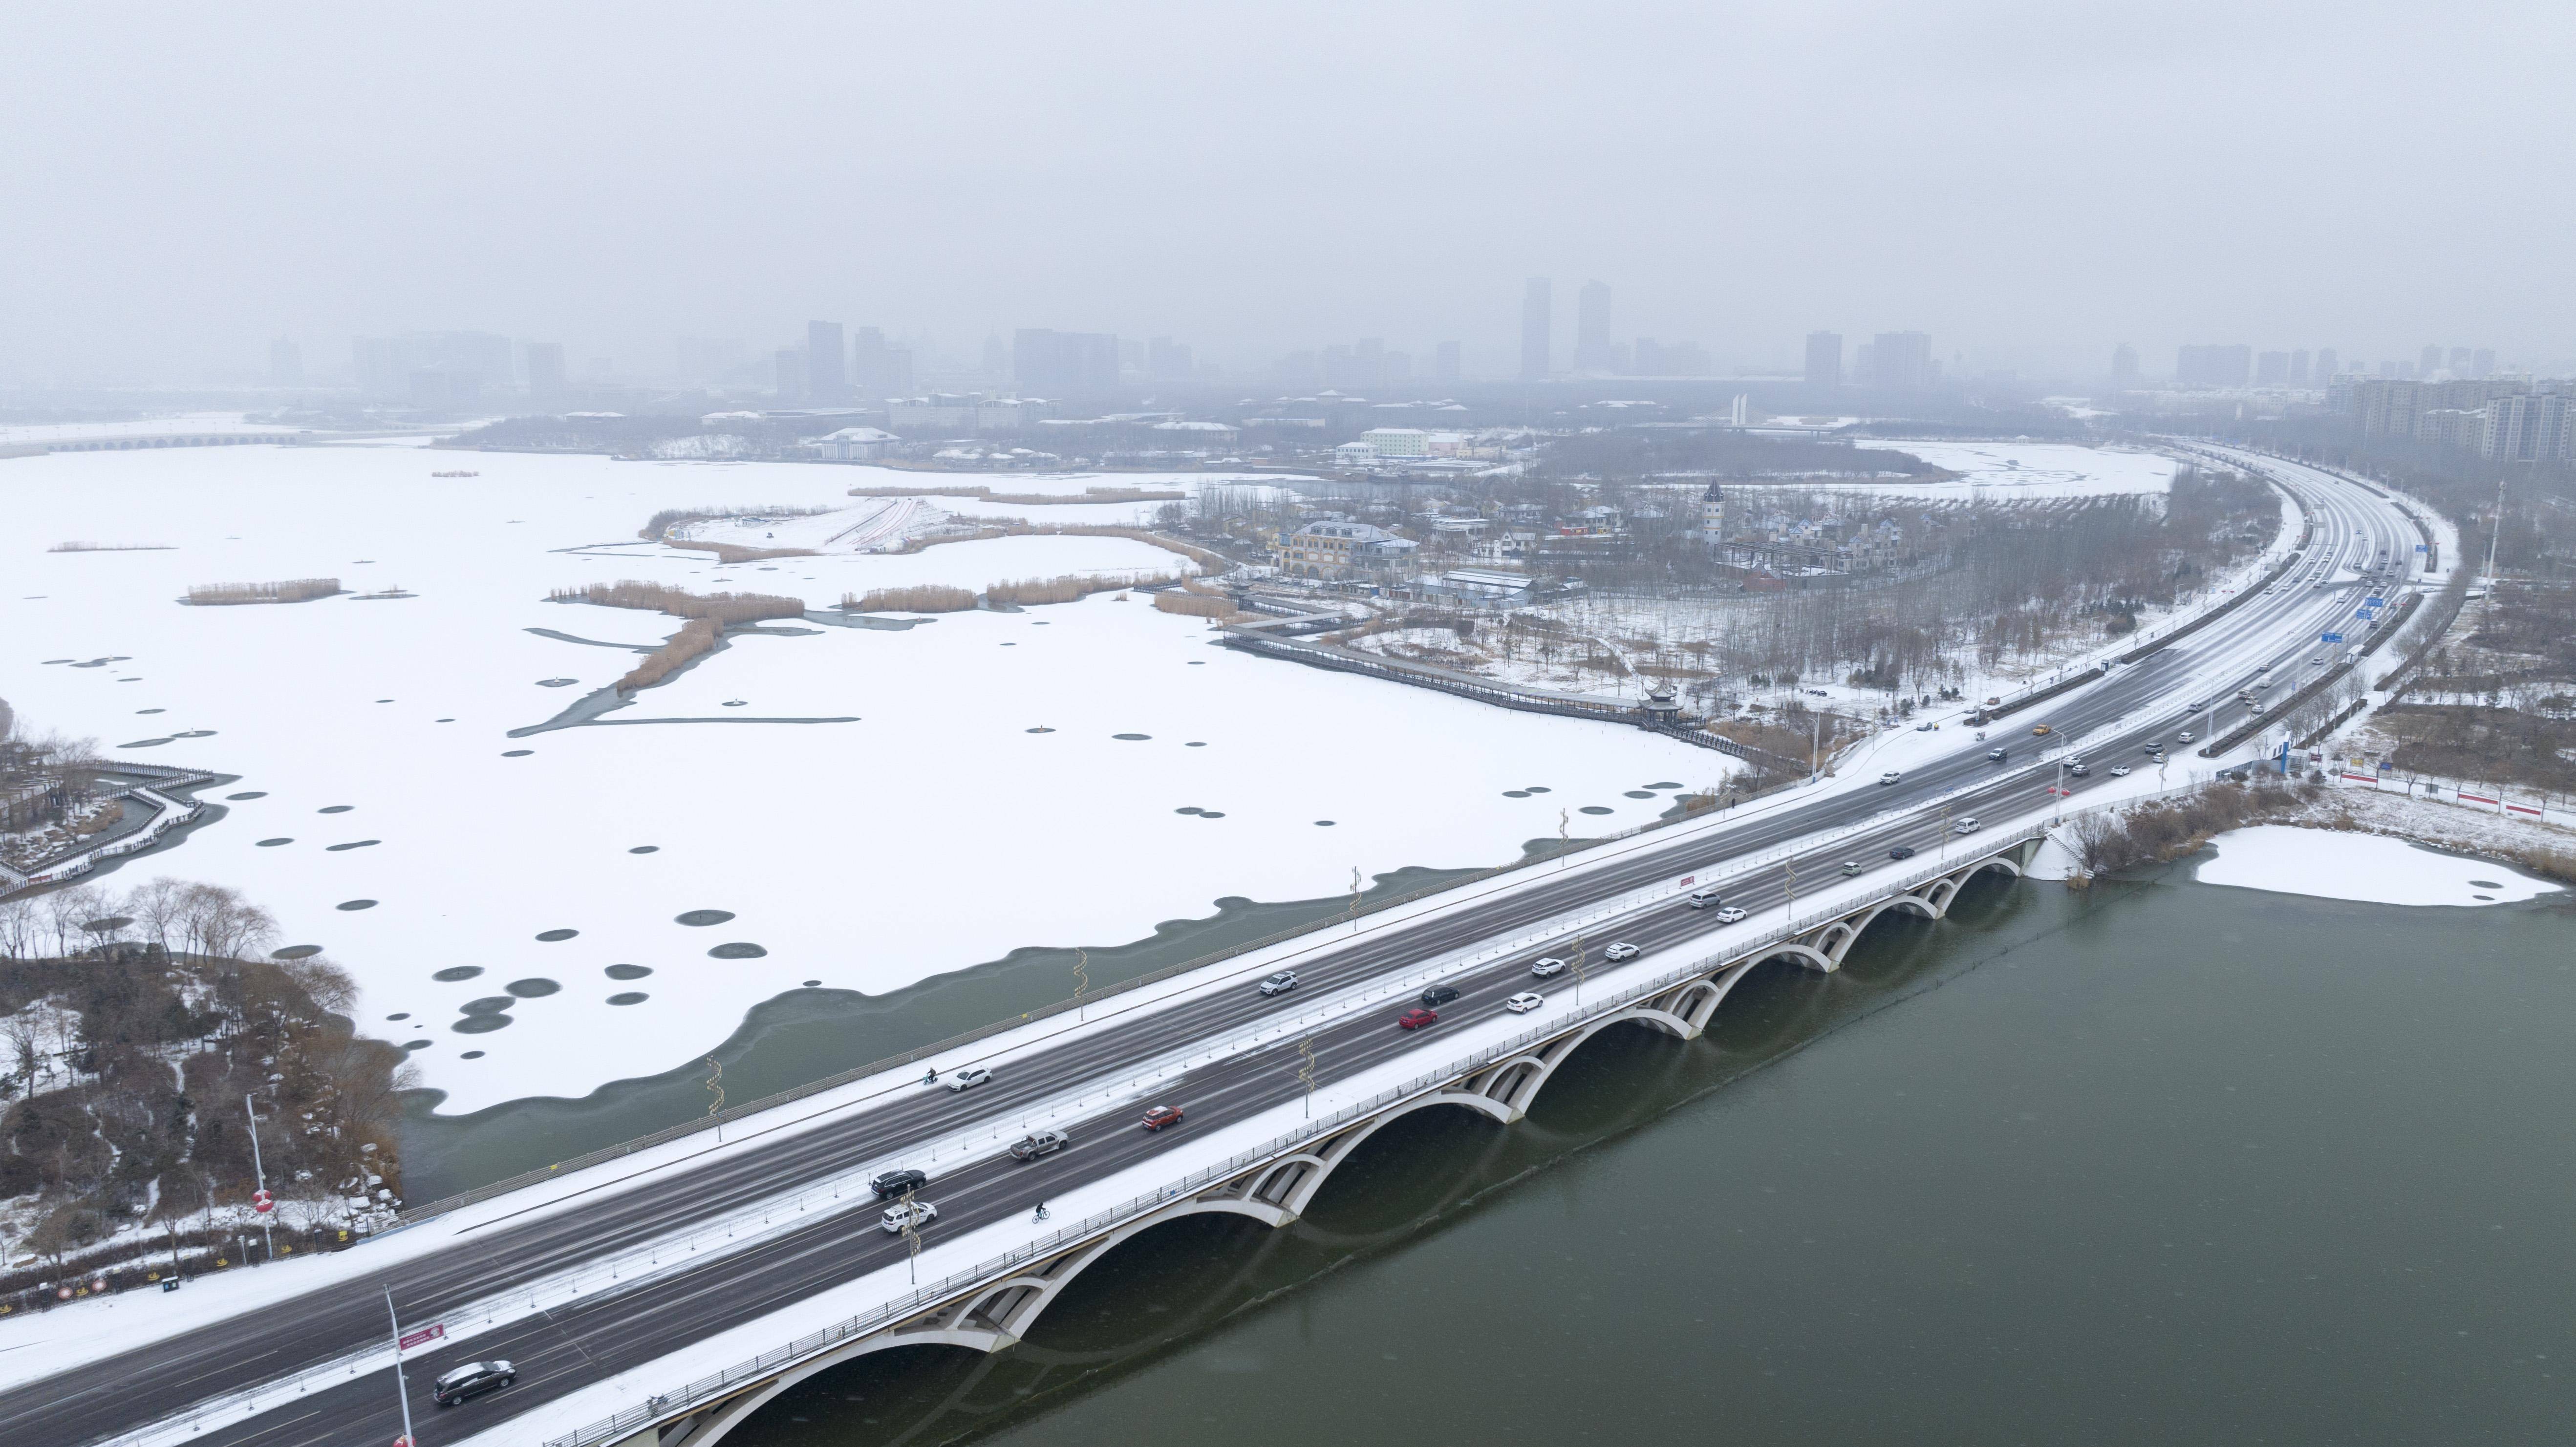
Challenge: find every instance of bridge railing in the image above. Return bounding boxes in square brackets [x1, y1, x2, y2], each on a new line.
[534, 823, 2067, 1447]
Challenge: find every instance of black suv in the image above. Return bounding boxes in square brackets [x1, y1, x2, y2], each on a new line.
[1419, 984, 1461, 1008]
[434, 1360, 516, 1407]
[871, 1168, 929, 1198]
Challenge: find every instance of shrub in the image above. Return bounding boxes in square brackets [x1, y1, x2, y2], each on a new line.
[548, 581, 805, 625]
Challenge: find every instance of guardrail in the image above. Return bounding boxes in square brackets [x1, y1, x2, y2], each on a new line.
[537, 821, 2061, 1447]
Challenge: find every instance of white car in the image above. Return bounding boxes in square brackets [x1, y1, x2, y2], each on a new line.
[1258, 971, 1297, 996]
[2110, 765, 2131, 777]
[1953, 816, 1982, 834]
[1530, 956, 1567, 978]
[1714, 906, 1747, 923]
[942, 1067, 990, 1092]
[880, 1200, 939, 1233]
[1603, 942, 1641, 962]
[2176, 731, 2194, 743]
[1878, 770, 1901, 786]
[1504, 991, 1544, 1014]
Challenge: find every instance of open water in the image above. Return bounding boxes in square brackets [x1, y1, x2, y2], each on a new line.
[707, 856, 2576, 1446]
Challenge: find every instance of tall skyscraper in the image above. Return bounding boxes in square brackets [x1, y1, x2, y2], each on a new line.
[2110, 342, 2139, 383]
[1434, 340, 1461, 383]
[1519, 278, 1550, 381]
[806, 321, 847, 403]
[525, 341, 567, 401]
[2314, 347, 2339, 381]
[1573, 281, 1613, 372]
[268, 338, 301, 386]
[1806, 332, 1843, 388]
[2419, 343, 2444, 379]
[1872, 331, 1933, 390]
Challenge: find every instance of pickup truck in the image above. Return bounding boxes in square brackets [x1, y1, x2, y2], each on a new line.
[1009, 1129, 1069, 1161]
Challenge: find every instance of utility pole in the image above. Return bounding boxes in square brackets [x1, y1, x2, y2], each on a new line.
[242, 1094, 272, 1263]
[900, 1186, 923, 1285]
[384, 1288, 417, 1447]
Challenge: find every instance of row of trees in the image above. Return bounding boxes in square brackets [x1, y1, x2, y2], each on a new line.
[1, 878, 408, 1287]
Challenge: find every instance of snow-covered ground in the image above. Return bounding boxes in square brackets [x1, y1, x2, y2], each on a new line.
[1849, 439, 2178, 500]
[668, 495, 956, 554]
[2196, 824, 2559, 906]
[1, 445, 1718, 1113]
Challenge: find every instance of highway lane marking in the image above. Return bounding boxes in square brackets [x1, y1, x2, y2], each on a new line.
[219, 1407, 321, 1446]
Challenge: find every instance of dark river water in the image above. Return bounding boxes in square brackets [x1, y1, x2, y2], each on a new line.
[694, 855, 2576, 1447]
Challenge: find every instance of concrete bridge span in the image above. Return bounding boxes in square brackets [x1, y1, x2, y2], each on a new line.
[620, 834, 2042, 1447]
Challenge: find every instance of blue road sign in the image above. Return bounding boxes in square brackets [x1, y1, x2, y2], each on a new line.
[2356, 608, 2372, 619]
[2322, 632, 2343, 643]
[2415, 543, 2426, 552]
[2364, 596, 2384, 607]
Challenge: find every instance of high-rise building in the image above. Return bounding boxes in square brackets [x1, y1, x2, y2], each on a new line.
[1807, 332, 1844, 388]
[2481, 392, 2573, 462]
[1872, 331, 1933, 390]
[852, 327, 912, 398]
[2110, 342, 2138, 384]
[2291, 350, 2311, 385]
[1013, 329, 1120, 397]
[806, 320, 847, 403]
[525, 341, 567, 401]
[2419, 343, 2444, 379]
[2175, 344, 2252, 387]
[2314, 347, 2339, 381]
[268, 338, 301, 386]
[2449, 347, 2472, 375]
[2256, 351, 2292, 385]
[1520, 278, 1550, 381]
[1573, 281, 1613, 372]
[2471, 348, 2496, 378]
[1434, 340, 1461, 383]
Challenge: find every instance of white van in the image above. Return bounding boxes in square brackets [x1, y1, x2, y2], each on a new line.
[1953, 816, 1981, 834]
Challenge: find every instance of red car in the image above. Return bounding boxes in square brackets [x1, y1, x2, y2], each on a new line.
[1398, 1007, 1438, 1030]
[1141, 1105, 1184, 1131]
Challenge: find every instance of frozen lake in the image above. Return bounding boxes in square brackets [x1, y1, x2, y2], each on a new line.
[1, 443, 1726, 1112]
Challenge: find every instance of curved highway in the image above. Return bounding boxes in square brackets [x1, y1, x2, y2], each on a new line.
[11, 447, 2428, 1447]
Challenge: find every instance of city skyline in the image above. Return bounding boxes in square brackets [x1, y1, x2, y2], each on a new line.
[4, 1, 2571, 385]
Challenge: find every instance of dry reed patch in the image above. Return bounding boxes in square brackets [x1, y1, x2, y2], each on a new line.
[988, 573, 1182, 607]
[666, 540, 817, 564]
[844, 584, 979, 614]
[52, 541, 174, 552]
[549, 580, 805, 625]
[182, 578, 340, 605]
[1154, 592, 1241, 620]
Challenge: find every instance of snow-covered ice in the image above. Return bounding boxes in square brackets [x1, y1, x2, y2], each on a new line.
[1852, 440, 2177, 500]
[1, 445, 1719, 1113]
[2195, 825, 2559, 906]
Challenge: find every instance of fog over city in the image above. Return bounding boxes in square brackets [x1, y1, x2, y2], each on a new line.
[4, 0, 2570, 384]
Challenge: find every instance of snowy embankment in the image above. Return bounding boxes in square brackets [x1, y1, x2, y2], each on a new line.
[2, 446, 1718, 1115]
[1849, 439, 2179, 500]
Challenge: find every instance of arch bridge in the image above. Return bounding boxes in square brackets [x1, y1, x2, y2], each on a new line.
[586, 833, 2044, 1447]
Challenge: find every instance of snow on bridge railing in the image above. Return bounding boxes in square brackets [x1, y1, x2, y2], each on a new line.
[537, 823, 2074, 1447]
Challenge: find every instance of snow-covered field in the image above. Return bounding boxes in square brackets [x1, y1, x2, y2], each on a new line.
[2196, 824, 2559, 906]
[0, 445, 1717, 1113]
[1851, 440, 2177, 500]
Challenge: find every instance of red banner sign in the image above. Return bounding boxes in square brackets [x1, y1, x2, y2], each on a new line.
[397, 1323, 445, 1351]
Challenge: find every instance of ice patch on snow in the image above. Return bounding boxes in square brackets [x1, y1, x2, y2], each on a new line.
[2194, 825, 2558, 906]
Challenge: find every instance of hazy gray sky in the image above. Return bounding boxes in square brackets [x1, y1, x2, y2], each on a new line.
[4, 0, 2569, 383]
